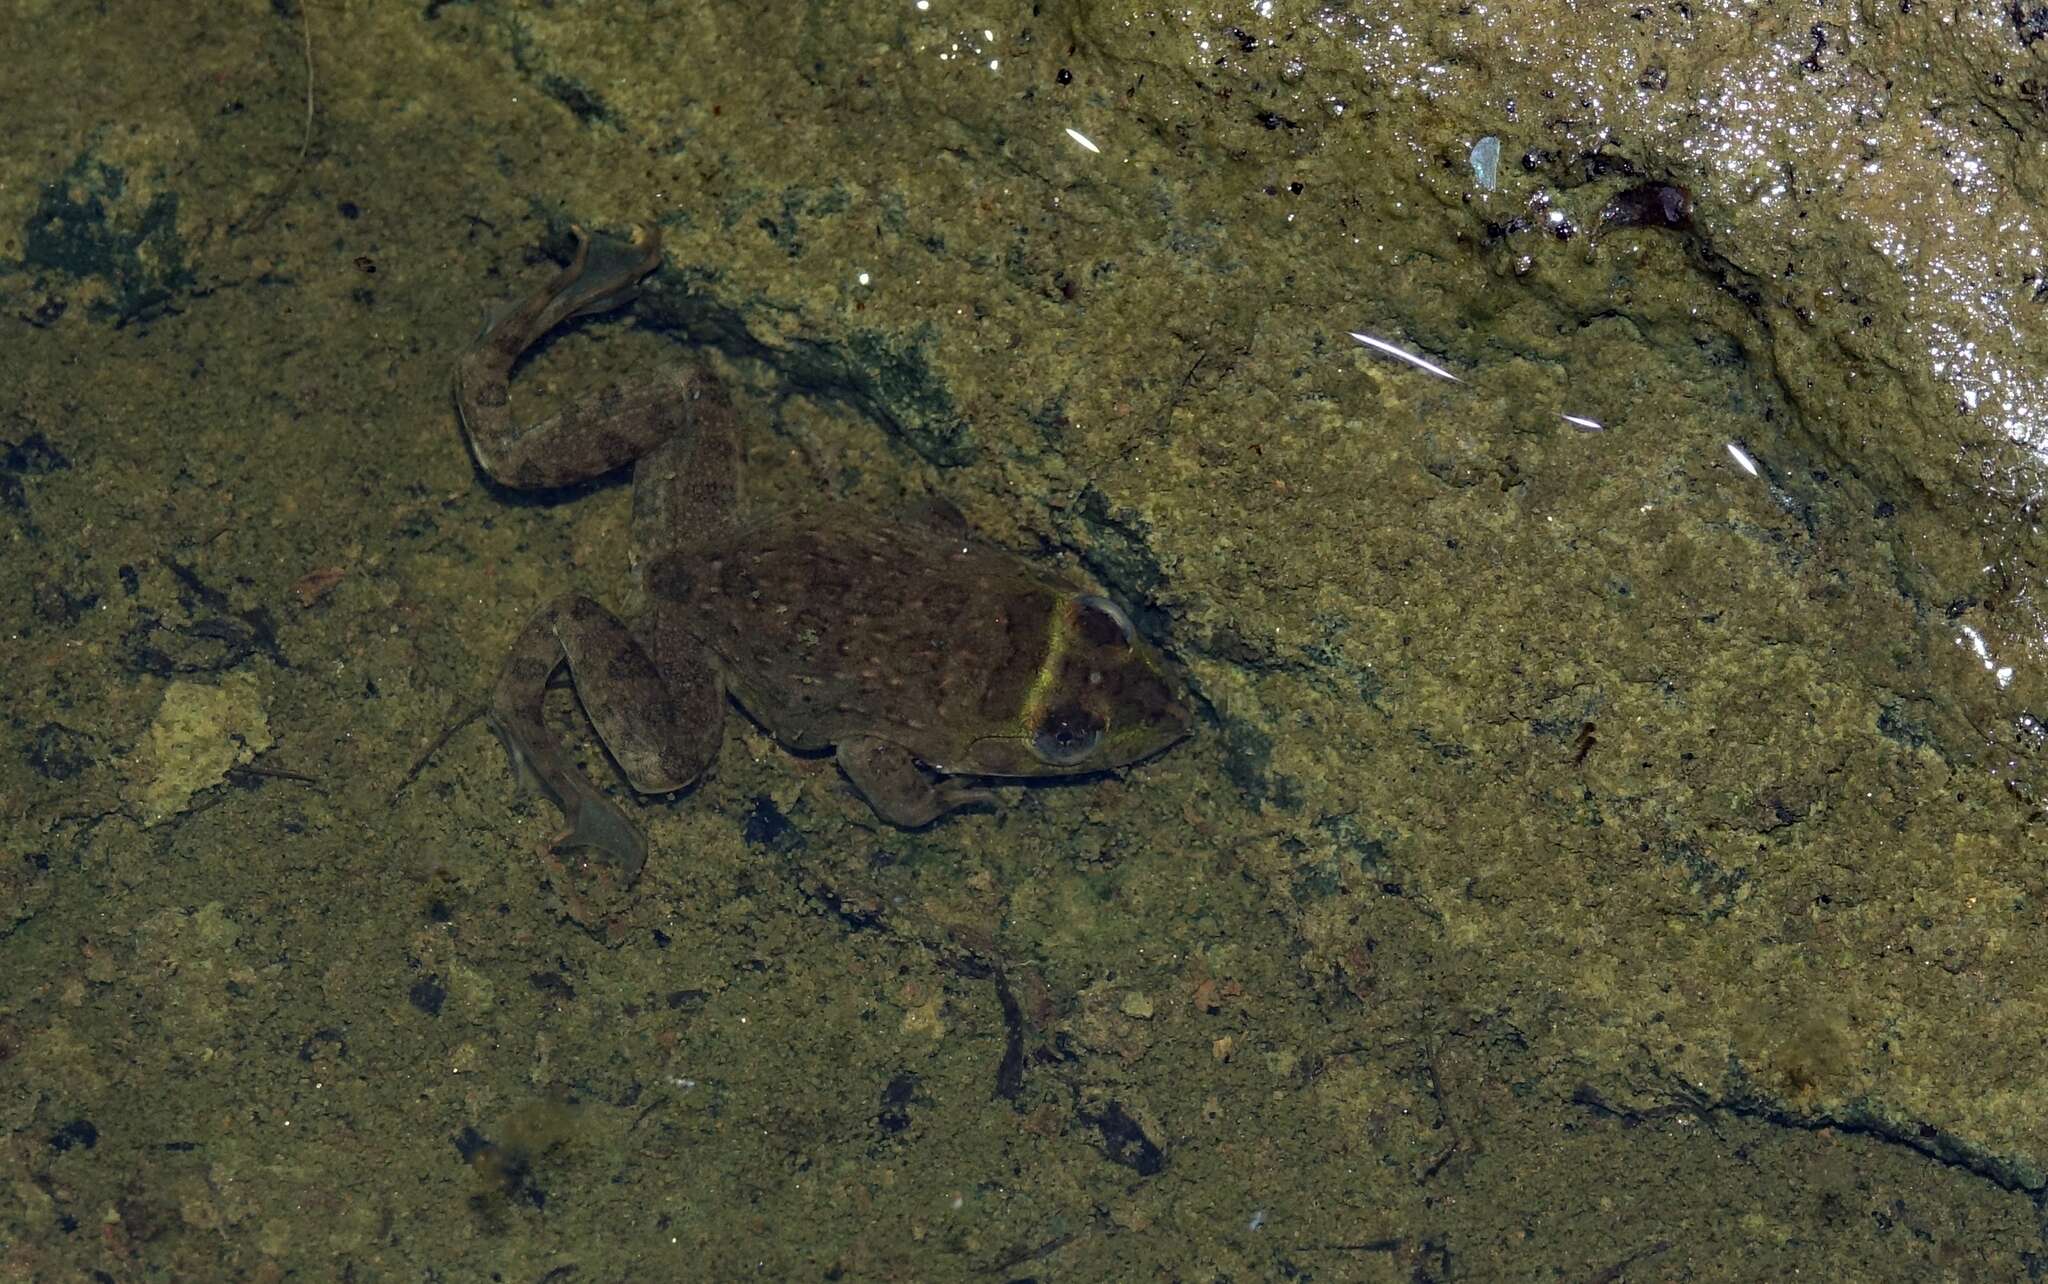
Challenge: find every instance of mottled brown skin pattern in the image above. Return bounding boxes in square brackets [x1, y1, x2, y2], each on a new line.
[455, 226, 1191, 882]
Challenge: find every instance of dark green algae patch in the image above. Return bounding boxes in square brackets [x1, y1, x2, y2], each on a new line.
[2, 1, 2048, 1280]
[13, 151, 197, 328]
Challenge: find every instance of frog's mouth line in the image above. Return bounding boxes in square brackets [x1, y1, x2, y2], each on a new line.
[936, 757, 1135, 787]
[934, 736, 1037, 779]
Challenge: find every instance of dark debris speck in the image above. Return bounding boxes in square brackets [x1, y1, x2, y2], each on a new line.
[453, 1125, 490, 1164]
[49, 1119, 98, 1152]
[877, 1072, 918, 1135]
[1081, 1100, 1164, 1175]
[2014, 3, 2048, 45]
[742, 796, 802, 853]
[409, 976, 446, 1016]
[27, 723, 94, 780]
[529, 971, 576, 999]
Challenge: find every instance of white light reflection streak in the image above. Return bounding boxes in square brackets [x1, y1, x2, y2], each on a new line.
[1348, 332, 1463, 383]
[1958, 624, 2017, 690]
[1725, 441, 1760, 477]
[1560, 413, 1604, 433]
[1064, 127, 1100, 154]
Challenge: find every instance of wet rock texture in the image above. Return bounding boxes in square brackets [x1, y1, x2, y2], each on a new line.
[2, 1, 2046, 1278]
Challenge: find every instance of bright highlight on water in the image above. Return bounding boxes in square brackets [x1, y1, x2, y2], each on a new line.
[1348, 331, 1463, 383]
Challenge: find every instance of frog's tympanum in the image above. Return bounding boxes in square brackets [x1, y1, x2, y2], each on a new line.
[455, 226, 1191, 881]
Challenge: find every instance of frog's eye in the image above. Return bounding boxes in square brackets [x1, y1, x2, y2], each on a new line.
[1032, 703, 1106, 766]
[1075, 595, 1134, 649]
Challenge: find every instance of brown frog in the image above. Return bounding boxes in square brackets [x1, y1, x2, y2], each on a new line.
[455, 225, 1191, 882]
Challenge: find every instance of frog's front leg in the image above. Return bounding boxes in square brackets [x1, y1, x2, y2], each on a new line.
[836, 736, 996, 828]
[488, 595, 723, 881]
[454, 224, 705, 489]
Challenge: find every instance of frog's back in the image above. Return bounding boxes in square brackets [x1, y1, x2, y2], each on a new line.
[677, 510, 1064, 751]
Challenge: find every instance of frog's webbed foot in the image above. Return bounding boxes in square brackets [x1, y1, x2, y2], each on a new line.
[557, 791, 650, 876]
[478, 224, 664, 355]
[454, 223, 696, 490]
[488, 594, 725, 885]
[837, 736, 997, 828]
[486, 706, 648, 884]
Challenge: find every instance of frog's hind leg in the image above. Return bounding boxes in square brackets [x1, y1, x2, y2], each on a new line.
[455, 224, 704, 490]
[487, 594, 724, 882]
[629, 378, 742, 574]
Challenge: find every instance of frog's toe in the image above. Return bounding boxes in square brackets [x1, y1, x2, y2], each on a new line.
[557, 797, 649, 885]
[553, 224, 665, 322]
[934, 781, 999, 818]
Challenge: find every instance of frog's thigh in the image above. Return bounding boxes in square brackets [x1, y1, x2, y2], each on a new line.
[553, 597, 722, 791]
[630, 382, 742, 562]
[471, 367, 703, 490]
[835, 736, 995, 828]
[497, 596, 723, 792]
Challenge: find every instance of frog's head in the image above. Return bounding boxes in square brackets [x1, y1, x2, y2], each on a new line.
[960, 593, 1191, 778]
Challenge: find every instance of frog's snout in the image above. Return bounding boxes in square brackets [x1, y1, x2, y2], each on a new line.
[1118, 658, 1193, 742]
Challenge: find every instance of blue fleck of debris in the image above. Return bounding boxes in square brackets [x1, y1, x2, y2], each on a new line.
[1469, 136, 1500, 191]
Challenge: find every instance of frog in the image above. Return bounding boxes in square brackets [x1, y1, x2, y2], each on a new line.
[454, 224, 1192, 883]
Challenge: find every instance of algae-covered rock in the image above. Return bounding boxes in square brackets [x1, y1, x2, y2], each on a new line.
[122, 674, 271, 826]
